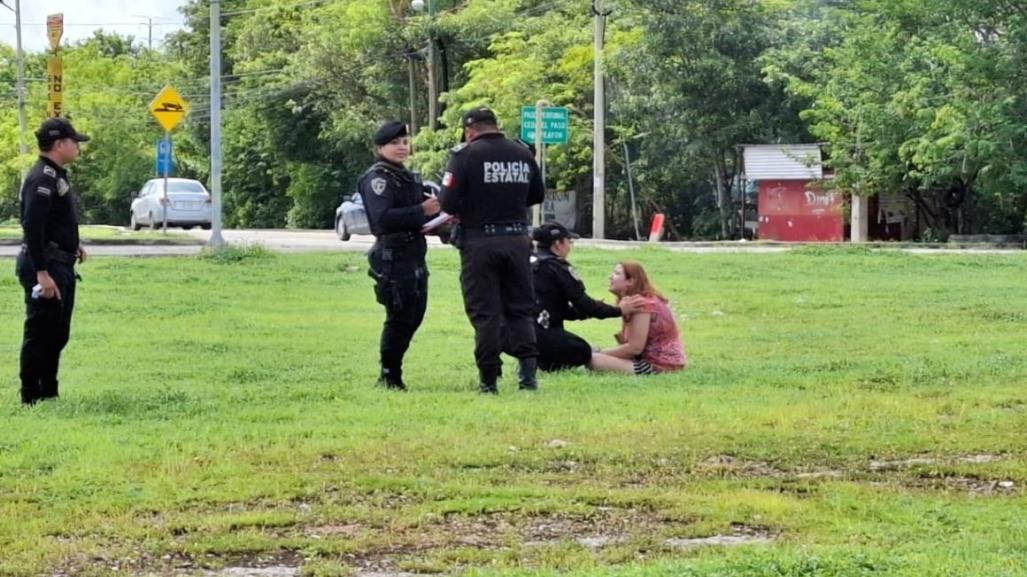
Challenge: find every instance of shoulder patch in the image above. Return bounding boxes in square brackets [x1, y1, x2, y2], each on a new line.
[36, 186, 52, 197]
[42, 165, 57, 178]
[450, 142, 468, 154]
[371, 177, 387, 196]
[57, 179, 70, 196]
[568, 265, 583, 282]
[442, 172, 454, 188]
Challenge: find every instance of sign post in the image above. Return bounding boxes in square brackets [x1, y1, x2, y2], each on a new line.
[149, 85, 188, 234]
[46, 13, 63, 118]
[155, 138, 173, 177]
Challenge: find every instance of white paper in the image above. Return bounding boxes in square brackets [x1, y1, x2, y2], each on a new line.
[422, 211, 454, 232]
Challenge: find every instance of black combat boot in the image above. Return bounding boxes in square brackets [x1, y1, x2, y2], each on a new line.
[377, 366, 407, 391]
[478, 367, 500, 395]
[40, 380, 60, 400]
[517, 357, 538, 391]
[20, 376, 41, 406]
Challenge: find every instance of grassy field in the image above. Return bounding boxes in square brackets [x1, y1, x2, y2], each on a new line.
[0, 225, 195, 243]
[1, 246, 1025, 577]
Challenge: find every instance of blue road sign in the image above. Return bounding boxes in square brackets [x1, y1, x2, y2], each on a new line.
[155, 138, 173, 176]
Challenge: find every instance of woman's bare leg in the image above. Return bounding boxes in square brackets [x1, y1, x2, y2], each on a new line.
[589, 352, 636, 374]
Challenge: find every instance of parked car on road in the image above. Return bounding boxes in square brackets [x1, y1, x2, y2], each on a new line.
[334, 180, 440, 242]
[130, 178, 212, 231]
[334, 193, 368, 241]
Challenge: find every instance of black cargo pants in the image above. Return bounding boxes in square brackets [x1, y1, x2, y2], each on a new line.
[16, 253, 77, 405]
[369, 246, 428, 378]
[458, 235, 538, 378]
[536, 326, 592, 372]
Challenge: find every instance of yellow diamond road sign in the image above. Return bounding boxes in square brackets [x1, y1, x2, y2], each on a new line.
[149, 85, 188, 132]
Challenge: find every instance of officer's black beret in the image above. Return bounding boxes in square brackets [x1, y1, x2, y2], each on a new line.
[373, 121, 408, 146]
[36, 117, 90, 147]
[533, 221, 580, 245]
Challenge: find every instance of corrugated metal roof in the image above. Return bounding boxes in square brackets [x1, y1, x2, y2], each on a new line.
[742, 144, 823, 180]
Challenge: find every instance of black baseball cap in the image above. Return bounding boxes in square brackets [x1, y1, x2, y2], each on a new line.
[462, 106, 498, 128]
[373, 121, 408, 146]
[36, 117, 90, 148]
[533, 221, 580, 245]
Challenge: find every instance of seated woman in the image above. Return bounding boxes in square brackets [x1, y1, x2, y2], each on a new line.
[531, 222, 643, 372]
[590, 261, 687, 375]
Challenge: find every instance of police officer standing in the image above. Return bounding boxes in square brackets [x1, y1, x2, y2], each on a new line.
[440, 107, 545, 394]
[531, 222, 643, 372]
[16, 118, 90, 405]
[360, 121, 439, 390]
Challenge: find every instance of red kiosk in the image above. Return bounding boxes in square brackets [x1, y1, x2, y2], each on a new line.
[742, 144, 844, 242]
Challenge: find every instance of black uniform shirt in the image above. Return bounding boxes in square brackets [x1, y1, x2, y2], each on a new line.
[532, 249, 621, 330]
[440, 133, 545, 228]
[20, 156, 80, 271]
[359, 159, 430, 246]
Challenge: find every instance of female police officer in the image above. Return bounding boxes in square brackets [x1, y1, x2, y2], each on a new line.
[360, 121, 439, 390]
[531, 222, 643, 372]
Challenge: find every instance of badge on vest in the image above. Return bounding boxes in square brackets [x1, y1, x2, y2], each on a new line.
[57, 179, 70, 197]
[371, 177, 387, 195]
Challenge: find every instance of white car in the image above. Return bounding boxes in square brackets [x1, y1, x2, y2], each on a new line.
[334, 193, 367, 241]
[130, 178, 212, 230]
[334, 180, 440, 241]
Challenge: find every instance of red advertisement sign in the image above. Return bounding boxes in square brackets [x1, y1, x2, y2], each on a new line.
[757, 180, 844, 242]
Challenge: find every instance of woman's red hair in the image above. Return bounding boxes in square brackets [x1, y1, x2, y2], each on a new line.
[618, 261, 667, 302]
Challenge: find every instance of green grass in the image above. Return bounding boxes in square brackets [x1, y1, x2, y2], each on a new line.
[1, 246, 1026, 577]
[0, 225, 195, 242]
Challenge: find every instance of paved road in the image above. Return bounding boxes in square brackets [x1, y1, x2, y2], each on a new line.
[0, 228, 1022, 257]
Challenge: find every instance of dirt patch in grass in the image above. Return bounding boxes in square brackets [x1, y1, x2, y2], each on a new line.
[904, 474, 1018, 496]
[693, 455, 785, 478]
[868, 453, 1003, 471]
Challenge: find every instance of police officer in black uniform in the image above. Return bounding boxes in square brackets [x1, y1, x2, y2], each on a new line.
[360, 121, 440, 390]
[531, 222, 643, 372]
[16, 118, 90, 405]
[440, 107, 545, 394]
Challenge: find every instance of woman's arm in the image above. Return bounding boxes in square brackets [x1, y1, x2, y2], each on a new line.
[600, 313, 651, 359]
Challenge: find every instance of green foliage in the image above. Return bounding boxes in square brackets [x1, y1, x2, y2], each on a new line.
[1, 0, 1023, 236]
[767, 0, 1027, 235]
[1, 249, 1027, 576]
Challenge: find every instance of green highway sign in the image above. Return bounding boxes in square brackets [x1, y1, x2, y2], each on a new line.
[520, 106, 569, 144]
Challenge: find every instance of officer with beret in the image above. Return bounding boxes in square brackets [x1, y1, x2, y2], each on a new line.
[16, 117, 90, 405]
[359, 121, 440, 390]
[440, 107, 545, 394]
[531, 222, 644, 372]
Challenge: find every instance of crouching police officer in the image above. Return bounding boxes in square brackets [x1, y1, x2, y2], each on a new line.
[532, 222, 643, 372]
[440, 107, 545, 394]
[360, 121, 439, 390]
[16, 118, 90, 405]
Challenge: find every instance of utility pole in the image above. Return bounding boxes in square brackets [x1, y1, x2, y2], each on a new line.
[411, 0, 437, 131]
[208, 0, 225, 248]
[406, 50, 418, 135]
[1, 0, 28, 162]
[591, 0, 610, 239]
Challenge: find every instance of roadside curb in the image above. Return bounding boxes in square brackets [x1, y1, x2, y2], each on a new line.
[0, 238, 204, 247]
